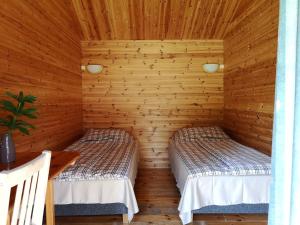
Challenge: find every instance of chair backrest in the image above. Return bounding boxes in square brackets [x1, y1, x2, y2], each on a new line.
[0, 151, 51, 225]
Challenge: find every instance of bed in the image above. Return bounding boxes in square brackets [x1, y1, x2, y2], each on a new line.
[53, 128, 139, 222]
[169, 126, 271, 224]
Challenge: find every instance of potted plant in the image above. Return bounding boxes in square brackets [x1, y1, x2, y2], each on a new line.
[0, 91, 37, 163]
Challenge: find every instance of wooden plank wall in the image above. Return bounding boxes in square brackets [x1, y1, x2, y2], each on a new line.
[0, 0, 82, 152]
[223, 0, 279, 155]
[71, 0, 250, 40]
[82, 40, 224, 168]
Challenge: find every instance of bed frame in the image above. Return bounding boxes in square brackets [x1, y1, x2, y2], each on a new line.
[55, 203, 268, 224]
[191, 203, 268, 222]
[55, 203, 129, 223]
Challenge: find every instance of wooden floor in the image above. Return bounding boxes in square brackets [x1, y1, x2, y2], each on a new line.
[56, 169, 268, 225]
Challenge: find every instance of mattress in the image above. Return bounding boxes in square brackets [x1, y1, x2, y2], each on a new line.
[54, 128, 139, 222]
[169, 127, 271, 224]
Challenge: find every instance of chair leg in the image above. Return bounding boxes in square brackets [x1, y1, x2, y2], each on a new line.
[122, 214, 129, 224]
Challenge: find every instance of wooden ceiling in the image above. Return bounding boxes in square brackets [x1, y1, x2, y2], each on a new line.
[71, 0, 253, 40]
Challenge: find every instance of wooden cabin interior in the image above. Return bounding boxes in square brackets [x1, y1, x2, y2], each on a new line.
[0, 0, 279, 224]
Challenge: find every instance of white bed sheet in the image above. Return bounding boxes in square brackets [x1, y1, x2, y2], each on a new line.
[54, 148, 139, 222]
[169, 143, 271, 224]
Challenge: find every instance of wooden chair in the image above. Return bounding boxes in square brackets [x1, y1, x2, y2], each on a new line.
[0, 151, 51, 225]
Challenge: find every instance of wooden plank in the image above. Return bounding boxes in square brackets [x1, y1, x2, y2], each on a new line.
[0, 0, 82, 153]
[223, 0, 279, 155]
[81, 40, 224, 168]
[71, 0, 248, 40]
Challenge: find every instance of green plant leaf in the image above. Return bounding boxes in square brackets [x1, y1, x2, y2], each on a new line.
[16, 120, 35, 129]
[1, 91, 38, 135]
[1, 115, 16, 130]
[21, 107, 37, 119]
[5, 92, 18, 100]
[22, 112, 37, 119]
[16, 126, 30, 135]
[0, 118, 10, 127]
[0, 100, 18, 115]
[21, 107, 37, 114]
[23, 95, 37, 103]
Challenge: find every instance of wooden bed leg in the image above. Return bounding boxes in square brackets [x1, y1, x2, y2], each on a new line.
[122, 214, 129, 224]
[6, 213, 11, 225]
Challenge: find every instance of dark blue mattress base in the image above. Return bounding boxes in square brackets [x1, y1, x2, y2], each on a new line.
[55, 203, 268, 217]
[193, 203, 269, 214]
[55, 203, 128, 216]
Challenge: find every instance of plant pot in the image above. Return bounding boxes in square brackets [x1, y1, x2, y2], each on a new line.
[0, 133, 16, 163]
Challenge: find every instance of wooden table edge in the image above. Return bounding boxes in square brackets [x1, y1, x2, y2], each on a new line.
[48, 151, 80, 179]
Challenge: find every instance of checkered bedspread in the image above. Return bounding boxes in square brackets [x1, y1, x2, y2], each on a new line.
[56, 129, 137, 181]
[171, 127, 271, 176]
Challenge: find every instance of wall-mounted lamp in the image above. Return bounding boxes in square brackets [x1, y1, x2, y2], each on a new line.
[202, 63, 223, 73]
[81, 64, 103, 74]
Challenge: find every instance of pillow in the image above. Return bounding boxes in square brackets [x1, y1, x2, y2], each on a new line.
[81, 128, 131, 142]
[174, 126, 229, 141]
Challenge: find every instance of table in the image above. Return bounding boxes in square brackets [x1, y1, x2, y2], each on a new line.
[0, 151, 80, 225]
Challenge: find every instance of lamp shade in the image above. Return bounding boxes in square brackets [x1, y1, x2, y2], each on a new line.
[86, 64, 103, 74]
[202, 63, 220, 73]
